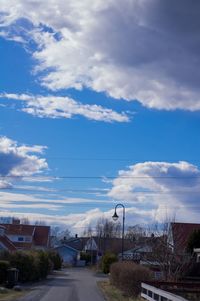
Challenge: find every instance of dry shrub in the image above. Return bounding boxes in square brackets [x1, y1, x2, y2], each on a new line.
[110, 261, 153, 297]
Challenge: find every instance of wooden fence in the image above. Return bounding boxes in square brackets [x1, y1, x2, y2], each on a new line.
[141, 282, 188, 301]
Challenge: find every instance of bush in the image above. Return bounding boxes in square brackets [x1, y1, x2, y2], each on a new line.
[0, 260, 10, 283]
[9, 251, 39, 282]
[48, 251, 62, 270]
[110, 261, 153, 297]
[38, 251, 51, 279]
[101, 252, 118, 274]
[0, 250, 10, 261]
[187, 229, 200, 253]
[187, 262, 200, 277]
[9, 250, 51, 282]
[80, 252, 91, 264]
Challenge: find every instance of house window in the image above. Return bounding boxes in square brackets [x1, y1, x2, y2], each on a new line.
[18, 237, 24, 242]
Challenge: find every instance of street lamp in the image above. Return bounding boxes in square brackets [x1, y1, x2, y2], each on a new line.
[112, 203, 125, 260]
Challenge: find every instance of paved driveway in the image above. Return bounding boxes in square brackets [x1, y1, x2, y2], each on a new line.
[19, 268, 106, 301]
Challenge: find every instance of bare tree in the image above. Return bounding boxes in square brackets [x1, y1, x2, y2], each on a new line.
[20, 217, 30, 225]
[82, 225, 93, 237]
[143, 220, 193, 281]
[34, 220, 46, 225]
[95, 218, 121, 238]
[125, 224, 146, 241]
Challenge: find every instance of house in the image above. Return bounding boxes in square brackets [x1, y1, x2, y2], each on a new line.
[168, 222, 200, 253]
[0, 225, 16, 252]
[121, 245, 153, 261]
[119, 238, 164, 279]
[0, 220, 51, 250]
[55, 237, 93, 265]
[55, 235, 136, 265]
[54, 245, 79, 265]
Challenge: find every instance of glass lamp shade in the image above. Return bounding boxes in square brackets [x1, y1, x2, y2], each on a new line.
[112, 211, 119, 221]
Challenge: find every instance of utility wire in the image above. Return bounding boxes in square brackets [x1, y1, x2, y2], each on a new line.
[0, 175, 200, 179]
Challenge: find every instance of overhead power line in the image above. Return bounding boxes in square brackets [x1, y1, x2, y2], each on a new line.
[0, 175, 200, 179]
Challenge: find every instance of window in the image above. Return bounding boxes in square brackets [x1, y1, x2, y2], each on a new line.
[18, 237, 24, 242]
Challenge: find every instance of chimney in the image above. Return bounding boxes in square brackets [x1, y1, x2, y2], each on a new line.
[75, 234, 78, 238]
[12, 218, 20, 225]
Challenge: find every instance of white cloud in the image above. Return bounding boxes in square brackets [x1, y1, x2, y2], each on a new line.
[0, 206, 152, 234]
[108, 161, 200, 222]
[1, 1, 200, 110]
[1, 161, 200, 230]
[0, 136, 48, 187]
[0, 93, 130, 122]
[0, 190, 109, 205]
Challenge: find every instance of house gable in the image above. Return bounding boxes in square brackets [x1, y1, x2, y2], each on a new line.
[0, 223, 50, 250]
[170, 222, 200, 252]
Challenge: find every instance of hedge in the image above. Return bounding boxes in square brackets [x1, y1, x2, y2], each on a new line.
[0, 260, 10, 284]
[101, 252, 118, 274]
[48, 251, 62, 270]
[9, 250, 52, 282]
[110, 261, 153, 297]
[0, 249, 62, 283]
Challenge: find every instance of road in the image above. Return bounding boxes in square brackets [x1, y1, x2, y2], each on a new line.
[19, 268, 106, 301]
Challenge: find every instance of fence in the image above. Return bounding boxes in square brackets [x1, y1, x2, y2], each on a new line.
[141, 282, 188, 301]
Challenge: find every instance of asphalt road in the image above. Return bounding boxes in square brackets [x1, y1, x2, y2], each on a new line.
[19, 268, 106, 301]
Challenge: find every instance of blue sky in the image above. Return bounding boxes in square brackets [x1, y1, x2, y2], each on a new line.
[1, 1, 200, 233]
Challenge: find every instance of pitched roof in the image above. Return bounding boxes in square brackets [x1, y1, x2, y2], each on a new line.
[1, 224, 35, 236]
[34, 226, 50, 246]
[61, 237, 88, 251]
[0, 236, 16, 251]
[0, 223, 50, 249]
[61, 236, 136, 254]
[171, 222, 200, 251]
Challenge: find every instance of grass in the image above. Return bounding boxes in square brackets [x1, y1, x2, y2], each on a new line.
[0, 288, 29, 301]
[98, 281, 143, 301]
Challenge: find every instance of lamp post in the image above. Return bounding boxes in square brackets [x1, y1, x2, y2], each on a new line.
[112, 203, 125, 260]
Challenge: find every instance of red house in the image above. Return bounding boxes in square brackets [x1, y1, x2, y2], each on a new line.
[0, 220, 50, 251]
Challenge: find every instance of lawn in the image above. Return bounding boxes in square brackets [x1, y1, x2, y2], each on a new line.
[98, 281, 143, 301]
[0, 288, 29, 301]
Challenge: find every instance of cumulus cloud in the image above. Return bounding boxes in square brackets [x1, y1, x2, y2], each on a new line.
[0, 93, 130, 122]
[108, 161, 200, 222]
[1, 0, 200, 110]
[0, 206, 152, 234]
[0, 136, 48, 188]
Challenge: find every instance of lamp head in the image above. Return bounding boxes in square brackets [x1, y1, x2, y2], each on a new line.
[112, 211, 119, 221]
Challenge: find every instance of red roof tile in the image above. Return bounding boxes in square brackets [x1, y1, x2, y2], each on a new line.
[0, 224, 35, 236]
[0, 236, 16, 251]
[34, 226, 50, 247]
[0, 224, 50, 249]
[171, 222, 200, 251]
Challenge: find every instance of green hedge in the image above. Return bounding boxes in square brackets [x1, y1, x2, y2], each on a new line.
[101, 252, 118, 274]
[0, 260, 10, 284]
[48, 251, 62, 270]
[80, 252, 92, 264]
[0, 250, 62, 283]
[9, 250, 51, 282]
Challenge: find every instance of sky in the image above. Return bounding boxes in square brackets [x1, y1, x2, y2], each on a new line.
[1, 0, 200, 233]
